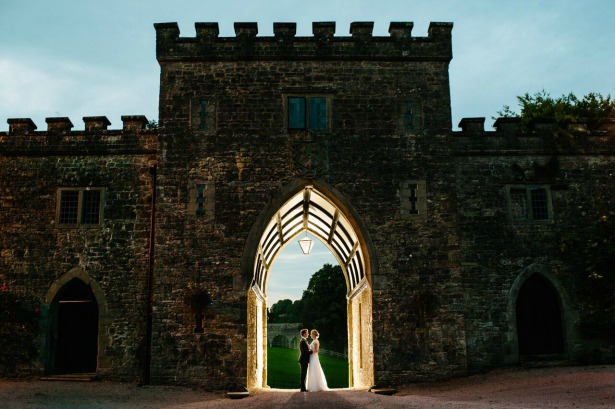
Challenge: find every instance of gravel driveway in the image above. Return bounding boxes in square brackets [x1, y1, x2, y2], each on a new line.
[0, 364, 613, 408]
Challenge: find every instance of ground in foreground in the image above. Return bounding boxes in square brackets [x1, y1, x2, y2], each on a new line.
[0, 364, 612, 408]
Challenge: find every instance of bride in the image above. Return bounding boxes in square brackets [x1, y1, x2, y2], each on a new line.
[307, 329, 329, 392]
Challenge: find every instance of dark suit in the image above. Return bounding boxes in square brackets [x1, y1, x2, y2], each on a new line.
[298, 337, 312, 391]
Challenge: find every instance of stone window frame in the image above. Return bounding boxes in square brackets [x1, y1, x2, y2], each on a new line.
[398, 97, 423, 132]
[55, 187, 106, 228]
[284, 94, 332, 132]
[190, 98, 217, 134]
[505, 185, 553, 223]
[187, 181, 215, 221]
[400, 180, 427, 219]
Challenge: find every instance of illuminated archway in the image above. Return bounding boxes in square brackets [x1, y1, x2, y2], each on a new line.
[246, 184, 374, 390]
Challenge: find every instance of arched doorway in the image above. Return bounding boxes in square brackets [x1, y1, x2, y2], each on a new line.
[516, 273, 564, 356]
[272, 335, 289, 349]
[245, 184, 374, 390]
[50, 278, 99, 374]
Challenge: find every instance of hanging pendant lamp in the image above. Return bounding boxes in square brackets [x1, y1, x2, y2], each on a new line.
[298, 232, 314, 255]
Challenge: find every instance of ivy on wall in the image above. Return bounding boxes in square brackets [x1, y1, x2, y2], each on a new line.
[561, 215, 615, 343]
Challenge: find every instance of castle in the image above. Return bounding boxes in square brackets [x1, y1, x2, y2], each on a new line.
[1, 21, 613, 389]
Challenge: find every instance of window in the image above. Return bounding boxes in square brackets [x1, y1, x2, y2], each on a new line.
[199, 100, 209, 131]
[57, 188, 104, 227]
[400, 180, 427, 219]
[402, 100, 415, 130]
[288, 96, 328, 130]
[507, 186, 552, 222]
[398, 98, 423, 132]
[190, 98, 216, 133]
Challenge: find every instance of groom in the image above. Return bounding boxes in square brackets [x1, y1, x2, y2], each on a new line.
[298, 328, 312, 392]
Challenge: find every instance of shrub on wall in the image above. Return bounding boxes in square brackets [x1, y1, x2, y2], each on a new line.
[561, 215, 615, 343]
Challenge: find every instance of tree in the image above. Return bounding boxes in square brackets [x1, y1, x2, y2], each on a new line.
[145, 119, 159, 129]
[267, 264, 348, 352]
[297, 264, 348, 353]
[497, 90, 614, 138]
[268, 299, 297, 323]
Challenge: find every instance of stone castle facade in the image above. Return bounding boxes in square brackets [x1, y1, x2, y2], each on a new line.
[1, 21, 613, 389]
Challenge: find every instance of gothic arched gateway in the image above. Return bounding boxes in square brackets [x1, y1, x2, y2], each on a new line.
[244, 184, 374, 389]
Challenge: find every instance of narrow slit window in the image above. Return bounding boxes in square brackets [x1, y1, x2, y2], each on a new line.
[199, 100, 209, 131]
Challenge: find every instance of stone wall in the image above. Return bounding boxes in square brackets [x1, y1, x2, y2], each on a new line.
[0, 116, 156, 380]
[453, 118, 615, 371]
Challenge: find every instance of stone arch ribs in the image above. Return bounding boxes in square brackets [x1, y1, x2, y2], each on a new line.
[251, 185, 366, 298]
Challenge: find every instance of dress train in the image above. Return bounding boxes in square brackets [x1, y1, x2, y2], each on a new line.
[306, 340, 329, 392]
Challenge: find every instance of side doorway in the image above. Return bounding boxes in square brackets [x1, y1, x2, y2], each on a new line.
[516, 273, 565, 357]
[49, 278, 99, 374]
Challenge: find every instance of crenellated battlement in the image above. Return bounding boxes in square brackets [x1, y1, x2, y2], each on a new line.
[155, 21, 453, 62]
[4, 115, 150, 135]
[453, 117, 615, 154]
[1, 115, 157, 155]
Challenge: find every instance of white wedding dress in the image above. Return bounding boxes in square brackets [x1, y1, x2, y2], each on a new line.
[306, 339, 329, 391]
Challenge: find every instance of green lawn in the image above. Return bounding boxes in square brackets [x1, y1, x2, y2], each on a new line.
[266, 347, 349, 389]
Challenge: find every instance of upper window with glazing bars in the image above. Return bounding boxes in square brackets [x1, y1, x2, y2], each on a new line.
[57, 188, 104, 227]
[507, 186, 552, 222]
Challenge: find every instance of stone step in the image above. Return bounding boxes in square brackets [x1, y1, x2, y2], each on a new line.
[370, 387, 397, 395]
[520, 354, 570, 368]
[40, 373, 97, 382]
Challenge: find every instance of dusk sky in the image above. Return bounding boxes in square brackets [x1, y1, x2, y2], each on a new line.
[1, 0, 613, 304]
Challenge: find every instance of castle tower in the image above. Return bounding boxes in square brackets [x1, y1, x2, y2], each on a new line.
[152, 20, 465, 388]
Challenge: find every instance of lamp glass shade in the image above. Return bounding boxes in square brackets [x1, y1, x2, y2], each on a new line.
[298, 236, 314, 255]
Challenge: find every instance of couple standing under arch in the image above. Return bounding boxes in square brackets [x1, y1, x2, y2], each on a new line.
[298, 328, 329, 392]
